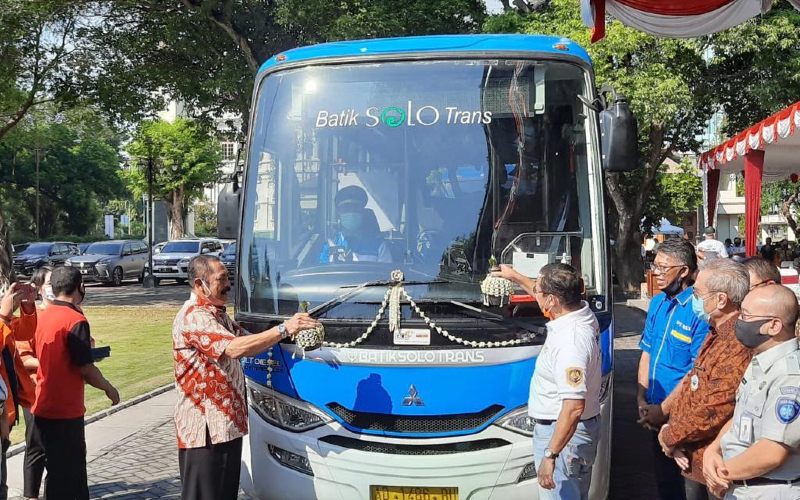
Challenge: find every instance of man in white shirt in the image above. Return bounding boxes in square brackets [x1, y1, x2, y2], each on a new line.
[492, 263, 602, 499]
[696, 226, 729, 260]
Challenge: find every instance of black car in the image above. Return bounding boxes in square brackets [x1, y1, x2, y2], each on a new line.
[221, 242, 236, 280]
[12, 241, 80, 276]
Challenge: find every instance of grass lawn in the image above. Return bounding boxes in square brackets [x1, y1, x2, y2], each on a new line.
[10, 305, 176, 444]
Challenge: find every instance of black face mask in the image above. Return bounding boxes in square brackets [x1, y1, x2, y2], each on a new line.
[734, 319, 772, 348]
[662, 272, 685, 297]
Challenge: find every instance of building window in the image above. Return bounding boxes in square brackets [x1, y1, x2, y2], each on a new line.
[222, 142, 236, 160]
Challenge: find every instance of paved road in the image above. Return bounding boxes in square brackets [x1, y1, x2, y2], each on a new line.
[8, 303, 653, 499]
[609, 304, 658, 499]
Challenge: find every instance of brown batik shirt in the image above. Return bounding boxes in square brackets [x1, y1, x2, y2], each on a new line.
[660, 315, 752, 483]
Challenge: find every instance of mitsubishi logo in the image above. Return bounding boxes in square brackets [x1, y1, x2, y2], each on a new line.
[402, 384, 424, 406]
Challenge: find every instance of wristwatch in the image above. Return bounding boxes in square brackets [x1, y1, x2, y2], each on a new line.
[544, 448, 559, 459]
[278, 323, 288, 340]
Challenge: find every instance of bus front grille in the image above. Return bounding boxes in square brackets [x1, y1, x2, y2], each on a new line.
[326, 403, 504, 434]
[318, 435, 510, 455]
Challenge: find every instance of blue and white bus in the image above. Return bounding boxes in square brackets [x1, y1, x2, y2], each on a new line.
[223, 34, 636, 500]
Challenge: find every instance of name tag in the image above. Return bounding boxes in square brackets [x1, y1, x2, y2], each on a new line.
[739, 416, 753, 442]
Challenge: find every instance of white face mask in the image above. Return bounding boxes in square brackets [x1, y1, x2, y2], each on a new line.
[43, 285, 55, 302]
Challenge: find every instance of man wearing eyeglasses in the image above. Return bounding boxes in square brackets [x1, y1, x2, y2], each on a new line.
[702, 284, 800, 499]
[637, 238, 710, 499]
[742, 257, 781, 291]
[656, 258, 752, 499]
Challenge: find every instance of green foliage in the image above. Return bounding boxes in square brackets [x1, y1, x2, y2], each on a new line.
[0, 106, 125, 240]
[125, 119, 222, 202]
[709, 2, 800, 135]
[643, 161, 703, 229]
[277, 0, 486, 42]
[192, 202, 218, 237]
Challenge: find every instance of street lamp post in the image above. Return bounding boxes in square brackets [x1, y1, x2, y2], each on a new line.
[142, 141, 157, 289]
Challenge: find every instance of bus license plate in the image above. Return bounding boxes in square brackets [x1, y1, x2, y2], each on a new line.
[371, 486, 457, 500]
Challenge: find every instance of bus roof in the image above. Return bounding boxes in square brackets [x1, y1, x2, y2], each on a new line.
[258, 34, 591, 75]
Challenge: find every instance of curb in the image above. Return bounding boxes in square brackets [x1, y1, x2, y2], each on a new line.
[7, 383, 175, 459]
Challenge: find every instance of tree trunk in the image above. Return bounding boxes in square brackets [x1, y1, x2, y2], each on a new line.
[780, 189, 800, 236]
[612, 210, 644, 298]
[0, 211, 15, 290]
[167, 188, 185, 240]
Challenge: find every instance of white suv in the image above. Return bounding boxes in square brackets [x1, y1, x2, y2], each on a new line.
[145, 238, 223, 285]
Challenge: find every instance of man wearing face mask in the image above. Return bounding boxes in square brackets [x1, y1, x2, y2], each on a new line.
[702, 284, 800, 499]
[637, 238, 710, 499]
[30, 267, 120, 499]
[655, 259, 752, 500]
[319, 185, 392, 263]
[174, 255, 321, 500]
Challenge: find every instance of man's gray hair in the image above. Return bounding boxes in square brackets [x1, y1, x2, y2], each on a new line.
[701, 258, 749, 308]
[188, 255, 221, 284]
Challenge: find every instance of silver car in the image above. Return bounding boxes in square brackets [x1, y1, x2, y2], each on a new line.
[66, 240, 150, 286]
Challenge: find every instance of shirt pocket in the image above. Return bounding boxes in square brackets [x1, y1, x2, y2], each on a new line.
[665, 328, 693, 366]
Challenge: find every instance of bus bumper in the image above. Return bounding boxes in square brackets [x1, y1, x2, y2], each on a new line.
[240, 394, 612, 500]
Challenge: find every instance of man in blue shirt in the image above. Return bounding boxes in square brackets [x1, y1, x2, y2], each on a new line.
[637, 238, 710, 500]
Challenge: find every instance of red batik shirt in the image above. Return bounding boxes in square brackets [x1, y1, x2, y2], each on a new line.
[173, 295, 249, 449]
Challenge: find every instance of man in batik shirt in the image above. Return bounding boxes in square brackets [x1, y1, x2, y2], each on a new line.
[173, 255, 319, 500]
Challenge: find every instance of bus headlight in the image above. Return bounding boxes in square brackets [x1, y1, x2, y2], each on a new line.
[494, 405, 535, 436]
[247, 382, 332, 432]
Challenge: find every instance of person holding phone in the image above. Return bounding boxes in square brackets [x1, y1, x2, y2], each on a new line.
[0, 281, 38, 500]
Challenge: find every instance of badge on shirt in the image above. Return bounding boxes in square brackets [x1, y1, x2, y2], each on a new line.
[775, 398, 800, 424]
[566, 367, 584, 387]
[739, 416, 753, 442]
[690, 374, 699, 392]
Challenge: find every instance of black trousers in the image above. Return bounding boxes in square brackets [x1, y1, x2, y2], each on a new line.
[23, 408, 46, 498]
[32, 415, 88, 500]
[179, 431, 243, 500]
[651, 431, 687, 500]
[0, 436, 9, 500]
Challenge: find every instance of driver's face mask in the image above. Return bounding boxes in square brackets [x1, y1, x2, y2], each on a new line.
[339, 211, 364, 232]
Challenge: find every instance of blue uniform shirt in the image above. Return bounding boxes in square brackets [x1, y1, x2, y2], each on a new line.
[639, 286, 710, 404]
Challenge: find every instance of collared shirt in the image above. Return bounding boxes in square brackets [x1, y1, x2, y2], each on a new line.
[528, 302, 602, 420]
[33, 300, 92, 419]
[173, 295, 249, 449]
[660, 316, 752, 481]
[640, 286, 710, 404]
[721, 338, 800, 480]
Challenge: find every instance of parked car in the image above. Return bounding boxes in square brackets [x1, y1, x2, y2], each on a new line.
[11, 243, 30, 254]
[12, 242, 80, 277]
[66, 240, 150, 286]
[144, 238, 222, 285]
[220, 241, 236, 280]
[219, 239, 236, 251]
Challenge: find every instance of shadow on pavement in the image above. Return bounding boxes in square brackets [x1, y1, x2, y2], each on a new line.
[609, 303, 659, 499]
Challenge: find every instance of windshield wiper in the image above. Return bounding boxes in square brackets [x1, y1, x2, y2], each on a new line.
[416, 299, 547, 337]
[310, 279, 448, 317]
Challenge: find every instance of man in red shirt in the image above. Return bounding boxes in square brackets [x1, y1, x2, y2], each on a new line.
[30, 267, 120, 500]
[174, 255, 319, 500]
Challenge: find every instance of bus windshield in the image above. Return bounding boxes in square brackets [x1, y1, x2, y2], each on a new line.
[240, 59, 602, 329]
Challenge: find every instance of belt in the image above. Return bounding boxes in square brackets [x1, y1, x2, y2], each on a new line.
[733, 477, 800, 487]
[533, 415, 599, 426]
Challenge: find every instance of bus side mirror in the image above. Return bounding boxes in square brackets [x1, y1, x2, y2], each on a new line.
[600, 93, 638, 172]
[217, 183, 240, 240]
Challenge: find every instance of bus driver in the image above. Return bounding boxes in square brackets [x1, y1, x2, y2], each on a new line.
[319, 185, 392, 264]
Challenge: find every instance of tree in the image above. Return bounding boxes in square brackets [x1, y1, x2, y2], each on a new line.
[125, 119, 222, 240]
[485, 2, 714, 294]
[643, 161, 703, 230]
[193, 202, 218, 237]
[709, 2, 800, 136]
[0, 106, 125, 238]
